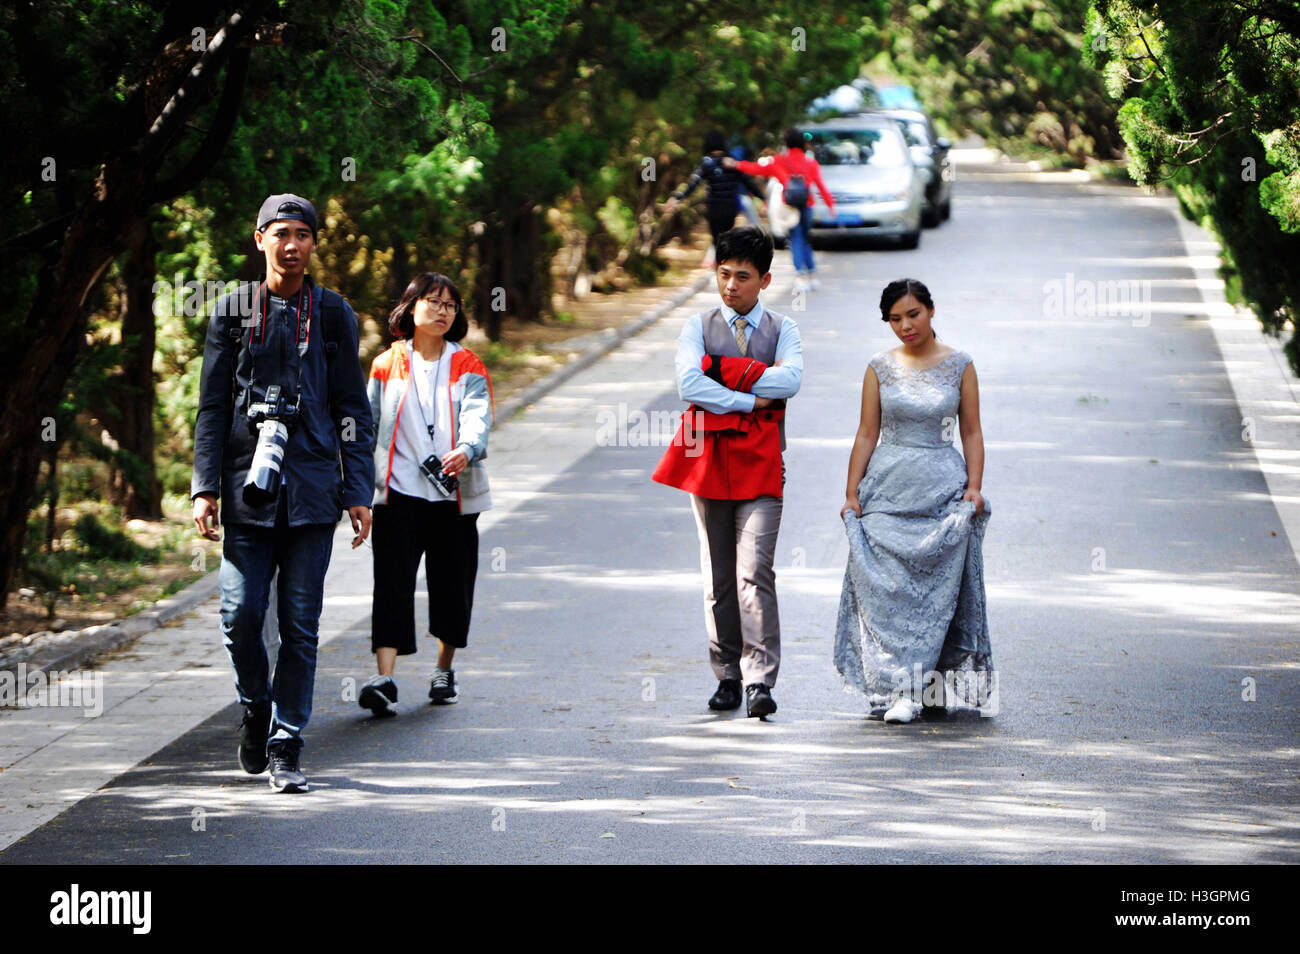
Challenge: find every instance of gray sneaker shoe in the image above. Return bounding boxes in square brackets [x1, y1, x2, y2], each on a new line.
[268, 751, 308, 793]
[359, 674, 398, 717]
[428, 667, 458, 704]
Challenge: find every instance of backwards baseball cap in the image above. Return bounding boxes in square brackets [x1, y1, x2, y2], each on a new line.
[256, 193, 318, 239]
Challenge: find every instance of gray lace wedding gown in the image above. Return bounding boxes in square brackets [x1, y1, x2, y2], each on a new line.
[834, 349, 996, 716]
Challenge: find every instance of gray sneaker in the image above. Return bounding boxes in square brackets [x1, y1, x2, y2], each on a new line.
[428, 667, 458, 705]
[359, 674, 398, 717]
[268, 751, 308, 793]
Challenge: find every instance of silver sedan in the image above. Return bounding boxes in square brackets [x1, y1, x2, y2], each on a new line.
[799, 117, 925, 249]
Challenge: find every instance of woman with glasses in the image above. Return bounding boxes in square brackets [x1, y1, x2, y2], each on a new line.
[360, 273, 494, 715]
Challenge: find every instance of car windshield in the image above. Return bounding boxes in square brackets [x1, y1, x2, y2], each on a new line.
[804, 128, 908, 166]
[879, 86, 921, 110]
[898, 119, 931, 148]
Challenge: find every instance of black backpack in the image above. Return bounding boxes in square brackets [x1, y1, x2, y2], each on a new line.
[783, 174, 809, 208]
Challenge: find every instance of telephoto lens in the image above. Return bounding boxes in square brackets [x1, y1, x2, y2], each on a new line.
[243, 419, 289, 505]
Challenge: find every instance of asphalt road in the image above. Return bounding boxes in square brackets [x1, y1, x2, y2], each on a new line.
[3, 156, 1297, 864]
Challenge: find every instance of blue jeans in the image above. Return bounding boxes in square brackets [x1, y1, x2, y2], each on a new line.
[789, 206, 815, 275]
[219, 492, 335, 757]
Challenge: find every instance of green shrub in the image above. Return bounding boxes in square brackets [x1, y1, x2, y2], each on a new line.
[73, 513, 158, 562]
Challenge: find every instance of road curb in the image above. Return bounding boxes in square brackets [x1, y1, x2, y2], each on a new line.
[2, 271, 714, 680]
[1, 570, 221, 678]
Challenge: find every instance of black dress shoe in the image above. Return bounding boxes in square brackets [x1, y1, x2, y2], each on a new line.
[708, 679, 742, 711]
[746, 683, 777, 718]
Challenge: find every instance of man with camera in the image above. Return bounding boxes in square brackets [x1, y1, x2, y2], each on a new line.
[192, 194, 374, 793]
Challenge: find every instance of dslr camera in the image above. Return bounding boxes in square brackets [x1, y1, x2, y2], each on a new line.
[243, 384, 300, 505]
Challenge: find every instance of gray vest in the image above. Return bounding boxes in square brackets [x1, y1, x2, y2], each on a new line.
[701, 306, 787, 450]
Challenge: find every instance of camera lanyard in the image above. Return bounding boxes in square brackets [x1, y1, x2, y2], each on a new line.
[407, 339, 447, 446]
[247, 281, 312, 404]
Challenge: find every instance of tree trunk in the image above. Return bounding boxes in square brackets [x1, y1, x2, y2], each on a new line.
[44, 451, 58, 552]
[472, 203, 546, 341]
[103, 219, 163, 519]
[0, 149, 154, 608]
[0, 5, 263, 608]
[383, 228, 413, 348]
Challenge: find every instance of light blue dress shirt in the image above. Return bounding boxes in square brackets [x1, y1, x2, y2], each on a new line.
[675, 296, 804, 414]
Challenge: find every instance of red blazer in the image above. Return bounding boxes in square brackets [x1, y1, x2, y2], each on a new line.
[653, 355, 785, 500]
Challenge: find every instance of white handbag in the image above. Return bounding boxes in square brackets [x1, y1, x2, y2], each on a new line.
[768, 176, 801, 235]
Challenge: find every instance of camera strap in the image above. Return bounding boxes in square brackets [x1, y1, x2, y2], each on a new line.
[407, 339, 447, 445]
[247, 281, 313, 404]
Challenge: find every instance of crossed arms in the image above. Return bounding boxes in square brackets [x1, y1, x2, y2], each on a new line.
[674, 312, 803, 414]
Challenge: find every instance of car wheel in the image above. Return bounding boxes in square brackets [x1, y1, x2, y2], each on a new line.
[941, 198, 952, 221]
[900, 228, 921, 250]
[922, 206, 941, 228]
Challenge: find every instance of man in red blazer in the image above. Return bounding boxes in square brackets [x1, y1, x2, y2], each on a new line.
[655, 226, 803, 718]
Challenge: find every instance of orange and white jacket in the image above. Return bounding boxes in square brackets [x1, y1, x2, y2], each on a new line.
[367, 340, 494, 514]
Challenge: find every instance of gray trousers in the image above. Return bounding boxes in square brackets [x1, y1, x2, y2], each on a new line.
[690, 492, 783, 687]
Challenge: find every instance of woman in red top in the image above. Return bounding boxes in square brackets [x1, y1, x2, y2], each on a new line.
[726, 130, 835, 290]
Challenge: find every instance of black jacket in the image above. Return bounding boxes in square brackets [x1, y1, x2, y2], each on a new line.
[190, 275, 375, 527]
[673, 153, 766, 215]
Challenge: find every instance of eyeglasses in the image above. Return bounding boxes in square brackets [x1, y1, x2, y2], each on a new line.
[423, 297, 457, 314]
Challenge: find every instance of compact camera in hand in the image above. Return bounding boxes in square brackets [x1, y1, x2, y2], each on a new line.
[420, 454, 459, 498]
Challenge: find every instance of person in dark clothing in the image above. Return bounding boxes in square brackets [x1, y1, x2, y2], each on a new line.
[729, 141, 764, 227]
[191, 193, 375, 793]
[665, 131, 767, 267]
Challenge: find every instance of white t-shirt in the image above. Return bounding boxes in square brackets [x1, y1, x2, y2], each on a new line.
[390, 341, 458, 501]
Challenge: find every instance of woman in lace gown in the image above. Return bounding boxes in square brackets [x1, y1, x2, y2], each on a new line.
[834, 279, 995, 724]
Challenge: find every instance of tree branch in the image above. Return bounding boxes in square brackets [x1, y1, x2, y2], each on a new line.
[1135, 24, 1166, 78]
[395, 33, 464, 86]
[137, 6, 264, 168]
[3, 212, 77, 252]
[148, 44, 252, 202]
